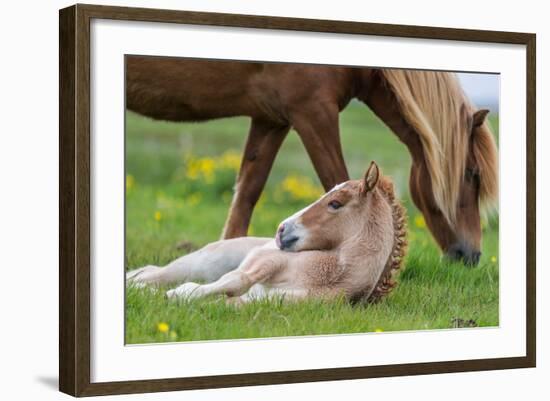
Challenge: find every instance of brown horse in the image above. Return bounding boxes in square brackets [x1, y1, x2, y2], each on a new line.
[127, 162, 407, 304]
[126, 57, 498, 265]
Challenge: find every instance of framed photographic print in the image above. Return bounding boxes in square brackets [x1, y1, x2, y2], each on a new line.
[59, 4, 536, 397]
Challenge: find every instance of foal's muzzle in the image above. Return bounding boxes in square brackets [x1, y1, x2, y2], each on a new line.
[275, 222, 299, 251]
[446, 242, 481, 266]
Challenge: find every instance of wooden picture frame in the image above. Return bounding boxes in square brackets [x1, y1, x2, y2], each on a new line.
[59, 3, 536, 397]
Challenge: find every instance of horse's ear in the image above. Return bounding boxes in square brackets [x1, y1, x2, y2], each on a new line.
[473, 109, 490, 128]
[362, 161, 380, 195]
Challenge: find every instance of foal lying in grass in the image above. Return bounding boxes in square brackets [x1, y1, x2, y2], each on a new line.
[126, 162, 407, 303]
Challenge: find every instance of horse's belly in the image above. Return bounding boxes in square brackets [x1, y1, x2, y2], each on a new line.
[127, 88, 247, 122]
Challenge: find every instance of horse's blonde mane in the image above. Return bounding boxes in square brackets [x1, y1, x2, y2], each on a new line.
[379, 69, 499, 225]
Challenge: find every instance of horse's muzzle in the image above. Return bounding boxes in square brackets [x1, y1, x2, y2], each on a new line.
[275, 222, 299, 251]
[445, 242, 481, 266]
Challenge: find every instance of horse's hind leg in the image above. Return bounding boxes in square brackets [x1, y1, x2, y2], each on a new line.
[222, 119, 290, 239]
[292, 102, 349, 190]
[126, 237, 272, 286]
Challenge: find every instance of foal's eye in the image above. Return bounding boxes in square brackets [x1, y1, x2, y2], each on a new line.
[328, 200, 343, 210]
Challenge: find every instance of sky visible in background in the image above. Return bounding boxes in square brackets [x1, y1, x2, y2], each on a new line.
[457, 72, 500, 113]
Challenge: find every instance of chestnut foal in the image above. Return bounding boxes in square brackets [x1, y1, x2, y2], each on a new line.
[126, 163, 407, 304]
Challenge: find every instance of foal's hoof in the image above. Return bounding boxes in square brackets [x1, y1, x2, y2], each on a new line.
[166, 282, 202, 300]
[126, 265, 161, 285]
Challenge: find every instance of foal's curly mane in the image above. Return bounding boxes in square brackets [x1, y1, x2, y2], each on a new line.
[368, 177, 408, 302]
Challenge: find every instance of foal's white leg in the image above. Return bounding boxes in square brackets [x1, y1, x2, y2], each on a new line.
[166, 246, 285, 300]
[232, 285, 309, 304]
[166, 269, 249, 300]
[126, 237, 272, 286]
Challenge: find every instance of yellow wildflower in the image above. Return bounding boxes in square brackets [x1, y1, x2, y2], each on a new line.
[491, 256, 497, 263]
[200, 158, 216, 183]
[154, 211, 162, 222]
[280, 175, 322, 202]
[157, 322, 169, 333]
[126, 174, 135, 190]
[185, 163, 199, 180]
[414, 215, 426, 229]
[185, 156, 216, 183]
[219, 150, 241, 172]
[374, 328, 383, 333]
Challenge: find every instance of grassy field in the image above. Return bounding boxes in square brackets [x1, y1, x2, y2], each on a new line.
[125, 101, 499, 344]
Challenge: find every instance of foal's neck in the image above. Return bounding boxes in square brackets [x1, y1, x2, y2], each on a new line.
[338, 193, 393, 267]
[328, 193, 393, 299]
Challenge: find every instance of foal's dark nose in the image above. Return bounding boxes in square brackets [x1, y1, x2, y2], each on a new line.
[446, 242, 481, 266]
[275, 222, 298, 251]
[275, 223, 286, 249]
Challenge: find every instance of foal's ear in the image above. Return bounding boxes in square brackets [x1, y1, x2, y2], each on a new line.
[473, 109, 490, 128]
[362, 161, 380, 195]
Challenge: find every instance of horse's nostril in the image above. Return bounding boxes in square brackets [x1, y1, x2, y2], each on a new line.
[447, 244, 465, 261]
[446, 243, 481, 267]
[469, 251, 481, 266]
[447, 246, 463, 261]
[275, 222, 299, 251]
[460, 249, 481, 266]
[275, 223, 287, 249]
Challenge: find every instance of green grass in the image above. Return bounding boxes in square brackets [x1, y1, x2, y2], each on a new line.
[125, 101, 500, 344]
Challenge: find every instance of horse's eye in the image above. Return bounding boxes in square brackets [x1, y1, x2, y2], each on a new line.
[465, 168, 480, 182]
[328, 200, 343, 210]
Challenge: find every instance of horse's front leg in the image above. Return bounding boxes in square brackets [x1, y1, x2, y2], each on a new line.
[222, 119, 290, 239]
[292, 101, 349, 190]
[166, 248, 285, 300]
